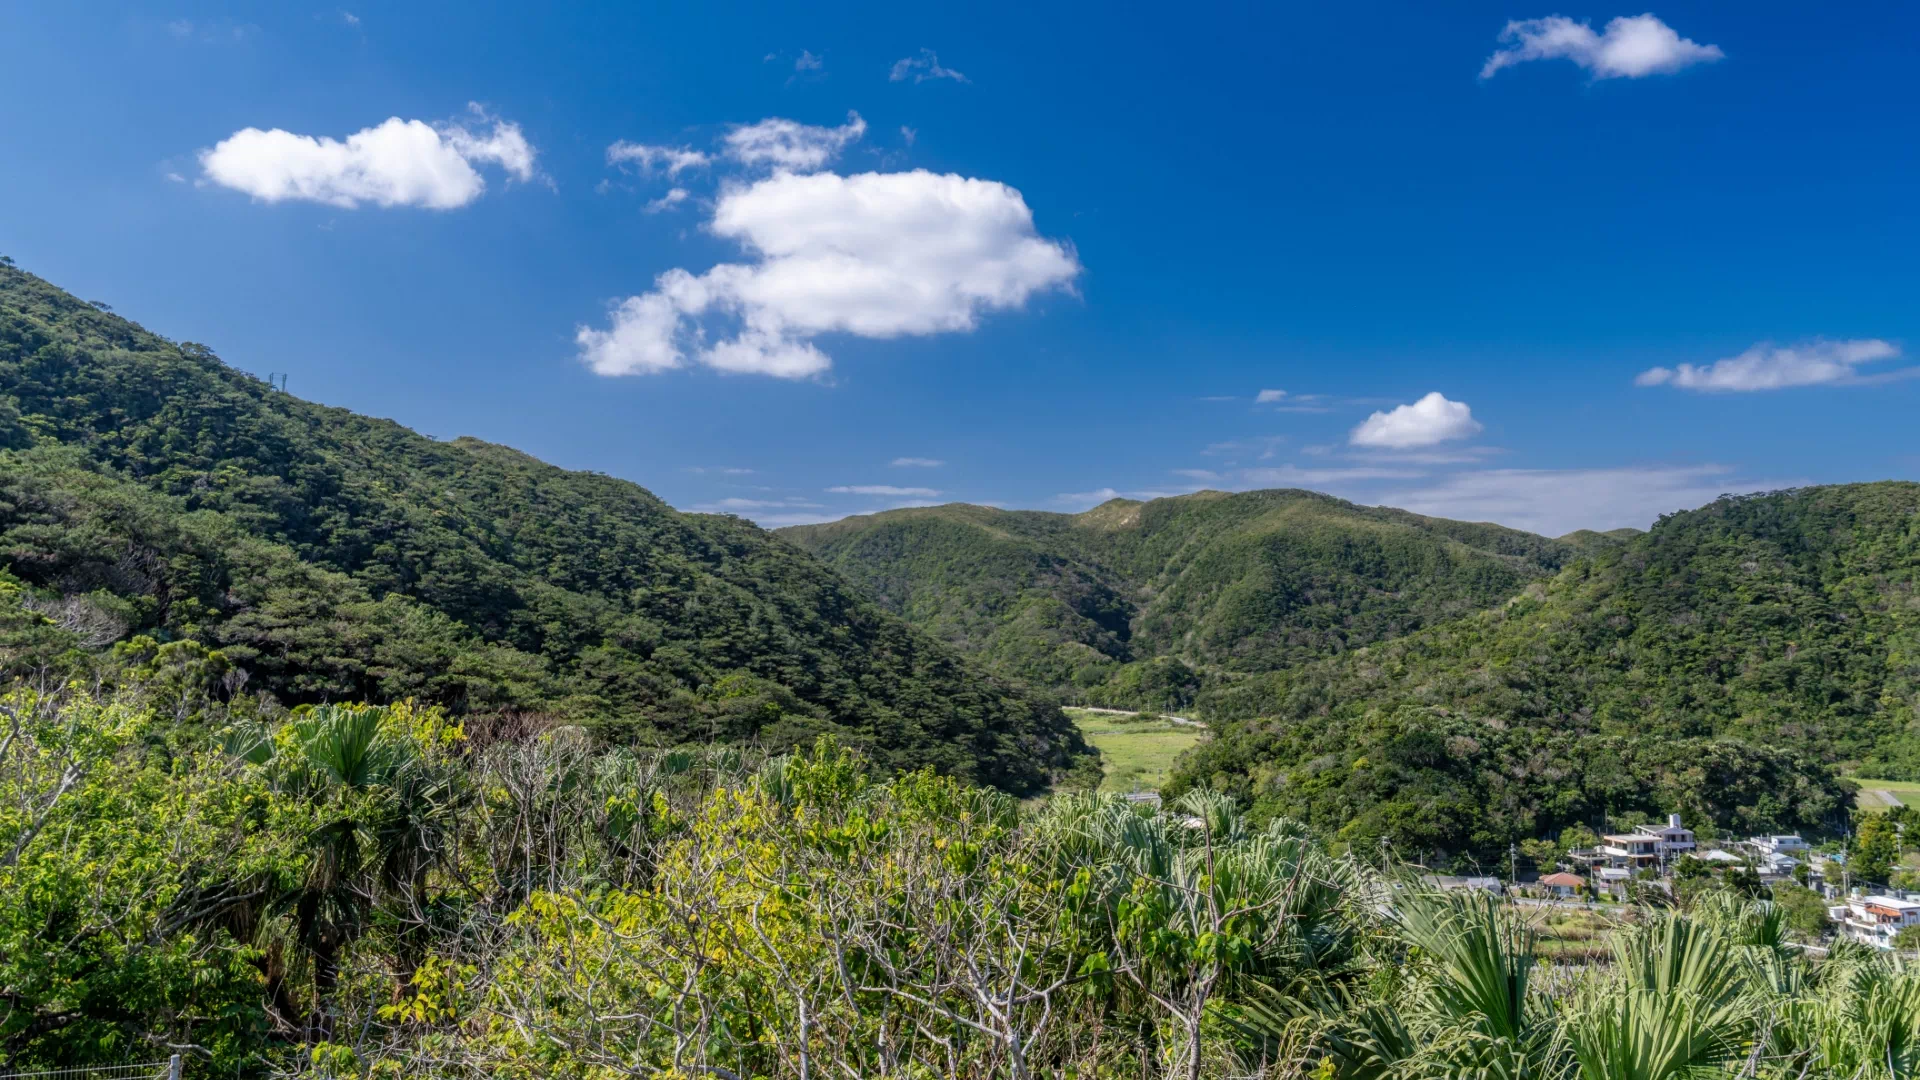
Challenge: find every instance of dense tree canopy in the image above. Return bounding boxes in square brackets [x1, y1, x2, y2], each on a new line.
[1171, 483, 1920, 858]
[781, 490, 1596, 704]
[0, 262, 1087, 792]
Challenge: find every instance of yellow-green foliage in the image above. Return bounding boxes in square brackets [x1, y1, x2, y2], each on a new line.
[2, 694, 1917, 1080]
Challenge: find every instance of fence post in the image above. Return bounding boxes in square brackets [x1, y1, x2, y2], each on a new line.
[168, 1054, 182, 1080]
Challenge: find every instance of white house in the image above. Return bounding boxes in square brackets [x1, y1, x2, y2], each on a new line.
[1750, 834, 1811, 858]
[1689, 846, 1801, 881]
[1599, 813, 1696, 871]
[1758, 852, 1803, 878]
[1422, 875, 1502, 894]
[1829, 895, 1920, 949]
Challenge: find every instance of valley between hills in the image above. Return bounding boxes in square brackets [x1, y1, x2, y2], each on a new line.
[3, 259, 1919, 1076]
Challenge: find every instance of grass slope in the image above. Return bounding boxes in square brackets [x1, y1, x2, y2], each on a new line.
[1849, 776, 1920, 812]
[1066, 708, 1206, 794]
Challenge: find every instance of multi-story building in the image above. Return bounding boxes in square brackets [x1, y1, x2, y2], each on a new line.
[1749, 834, 1811, 858]
[1598, 813, 1696, 872]
[1829, 894, 1920, 949]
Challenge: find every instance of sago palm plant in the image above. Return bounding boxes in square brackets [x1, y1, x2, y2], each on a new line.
[1393, 889, 1567, 1080]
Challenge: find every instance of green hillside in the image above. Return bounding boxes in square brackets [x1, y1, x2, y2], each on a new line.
[0, 261, 1088, 792]
[1556, 526, 1644, 553]
[1169, 483, 1920, 858]
[780, 489, 1583, 704]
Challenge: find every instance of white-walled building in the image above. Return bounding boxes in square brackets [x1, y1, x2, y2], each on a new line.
[1829, 895, 1920, 949]
[1758, 852, 1803, 878]
[1599, 813, 1696, 871]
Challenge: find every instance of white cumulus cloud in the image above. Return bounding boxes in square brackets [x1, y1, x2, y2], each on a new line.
[890, 49, 969, 84]
[200, 104, 537, 209]
[577, 166, 1080, 379]
[1349, 392, 1483, 449]
[1481, 14, 1723, 80]
[579, 292, 685, 375]
[1255, 388, 1287, 403]
[723, 112, 867, 173]
[1635, 339, 1905, 391]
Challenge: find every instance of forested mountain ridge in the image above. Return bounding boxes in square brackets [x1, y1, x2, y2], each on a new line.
[1168, 482, 1919, 856]
[0, 260, 1088, 792]
[780, 489, 1585, 704]
[1555, 526, 1644, 554]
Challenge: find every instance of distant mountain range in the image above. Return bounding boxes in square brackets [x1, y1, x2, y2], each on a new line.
[779, 491, 1635, 706]
[785, 484, 1916, 857]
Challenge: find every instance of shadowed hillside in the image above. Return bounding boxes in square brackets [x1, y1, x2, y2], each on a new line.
[0, 259, 1088, 792]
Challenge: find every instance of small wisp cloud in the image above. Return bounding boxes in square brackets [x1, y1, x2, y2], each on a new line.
[606, 142, 710, 178]
[889, 49, 968, 84]
[1637, 339, 1905, 391]
[1481, 14, 1723, 80]
[829, 485, 942, 498]
[723, 112, 867, 172]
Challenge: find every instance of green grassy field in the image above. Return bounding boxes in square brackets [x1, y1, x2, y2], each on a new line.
[1848, 775, 1920, 812]
[1525, 907, 1629, 962]
[1066, 708, 1207, 795]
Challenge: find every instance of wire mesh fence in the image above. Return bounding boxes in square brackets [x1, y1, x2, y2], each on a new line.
[0, 1058, 179, 1080]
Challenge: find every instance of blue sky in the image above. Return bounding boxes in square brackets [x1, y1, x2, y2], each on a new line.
[2, 1, 1915, 535]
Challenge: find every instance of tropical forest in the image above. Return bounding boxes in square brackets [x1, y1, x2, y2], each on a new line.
[3, 246, 1919, 1074]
